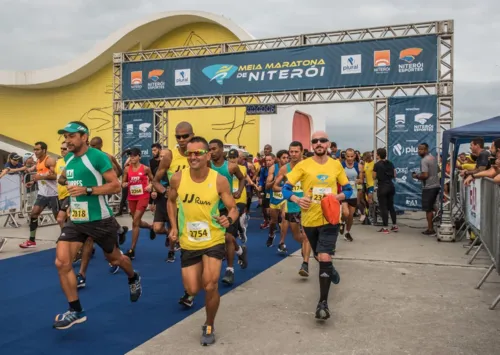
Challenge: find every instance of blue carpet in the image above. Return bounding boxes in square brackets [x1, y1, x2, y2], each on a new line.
[0, 214, 301, 355]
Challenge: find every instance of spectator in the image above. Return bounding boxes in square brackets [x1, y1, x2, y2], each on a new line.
[373, 148, 398, 234]
[461, 137, 491, 180]
[0, 153, 26, 178]
[464, 138, 500, 185]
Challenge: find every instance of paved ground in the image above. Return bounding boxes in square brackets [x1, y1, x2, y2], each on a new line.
[2, 211, 500, 354]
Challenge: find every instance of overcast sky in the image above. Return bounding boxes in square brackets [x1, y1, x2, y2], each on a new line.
[1, 0, 499, 151]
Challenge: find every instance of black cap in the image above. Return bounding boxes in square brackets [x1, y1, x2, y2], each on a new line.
[9, 152, 22, 161]
[129, 147, 142, 156]
[227, 149, 239, 159]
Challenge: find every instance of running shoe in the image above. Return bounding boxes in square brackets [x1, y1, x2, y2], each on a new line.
[298, 262, 309, 277]
[339, 223, 345, 235]
[266, 234, 275, 248]
[239, 226, 248, 244]
[53, 309, 87, 330]
[237, 245, 248, 269]
[19, 240, 36, 249]
[179, 291, 195, 307]
[277, 243, 288, 254]
[315, 301, 330, 320]
[344, 232, 353, 242]
[118, 226, 128, 245]
[129, 271, 142, 302]
[378, 227, 390, 234]
[331, 266, 340, 284]
[76, 273, 86, 289]
[391, 225, 399, 233]
[221, 269, 234, 285]
[260, 221, 269, 229]
[201, 325, 216, 346]
[166, 250, 175, 263]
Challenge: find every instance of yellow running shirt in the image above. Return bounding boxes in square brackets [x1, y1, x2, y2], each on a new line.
[167, 148, 189, 179]
[55, 158, 69, 200]
[233, 165, 247, 204]
[364, 160, 375, 188]
[286, 157, 349, 227]
[177, 168, 225, 250]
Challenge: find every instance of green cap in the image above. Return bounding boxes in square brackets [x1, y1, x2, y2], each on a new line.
[58, 122, 89, 135]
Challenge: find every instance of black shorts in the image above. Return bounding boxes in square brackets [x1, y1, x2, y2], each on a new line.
[58, 217, 120, 254]
[342, 198, 358, 208]
[34, 195, 59, 215]
[58, 197, 70, 212]
[285, 212, 301, 223]
[422, 187, 440, 212]
[219, 208, 238, 236]
[153, 194, 168, 223]
[262, 197, 270, 209]
[303, 223, 339, 255]
[180, 243, 226, 268]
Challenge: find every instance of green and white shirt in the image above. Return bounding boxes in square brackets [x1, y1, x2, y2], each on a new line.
[65, 147, 113, 223]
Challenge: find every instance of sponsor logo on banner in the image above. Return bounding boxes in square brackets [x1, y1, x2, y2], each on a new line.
[203, 65, 238, 85]
[396, 175, 408, 184]
[393, 114, 407, 132]
[138, 123, 152, 139]
[399, 48, 424, 73]
[341, 55, 362, 74]
[373, 50, 390, 74]
[148, 70, 165, 90]
[131, 71, 142, 90]
[395, 167, 409, 175]
[126, 124, 133, 135]
[393, 143, 418, 156]
[405, 198, 418, 207]
[175, 69, 191, 86]
[414, 113, 435, 132]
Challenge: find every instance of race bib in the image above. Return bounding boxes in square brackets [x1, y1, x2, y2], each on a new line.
[233, 187, 239, 193]
[312, 187, 332, 203]
[70, 201, 89, 222]
[292, 182, 303, 193]
[265, 193, 270, 199]
[130, 184, 144, 196]
[187, 221, 211, 243]
[273, 191, 283, 199]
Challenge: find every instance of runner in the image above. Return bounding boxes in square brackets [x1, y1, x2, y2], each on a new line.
[53, 121, 141, 330]
[266, 150, 290, 251]
[148, 143, 162, 215]
[258, 153, 274, 229]
[282, 131, 353, 320]
[341, 148, 364, 241]
[227, 149, 249, 243]
[167, 136, 239, 346]
[209, 139, 248, 286]
[19, 141, 59, 248]
[361, 151, 375, 224]
[273, 141, 311, 276]
[55, 142, 70, 228]
[122, 148, 156, 259]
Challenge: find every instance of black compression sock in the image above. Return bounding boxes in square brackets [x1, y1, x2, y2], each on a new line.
[128, 272, 138, 284]
[69, 299, 83, 312]
[319, 261, 333, 302]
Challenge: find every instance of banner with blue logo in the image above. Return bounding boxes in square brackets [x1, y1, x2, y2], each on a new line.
[387, 95, 438, 211]
[122, 35, 438, 100]
[121, 109, 154, 166]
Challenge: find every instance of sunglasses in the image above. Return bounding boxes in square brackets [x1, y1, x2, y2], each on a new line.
[311, 138, 329, 144]
[185, 149, 208, 157]
[61, 147, 67, 151]
[175, 134, 190, 140]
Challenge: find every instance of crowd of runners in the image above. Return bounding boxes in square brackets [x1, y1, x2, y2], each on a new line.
[2, 119, 413, 347]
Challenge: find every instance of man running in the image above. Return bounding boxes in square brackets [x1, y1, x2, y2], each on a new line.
[266, 150, 290, 251]
[53, 121, 141, 330]
[282, 131, 353, 320]
[20, 141, 59, 248]
[167, 136, 239, 346]
[341, 148, 364, 241]
[227, 149, 249, 243]
[55, 142, 70, 228]
[209, 139, 248, 285]
[273, 141, 311, 276]
[361, 152, 375, 224]
[122, 148, 156, 258]
[148, 143, 162, 214]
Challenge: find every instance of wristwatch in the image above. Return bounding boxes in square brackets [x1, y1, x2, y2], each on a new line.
[86, 187, 93, 196]
[227, 216, 234, 225]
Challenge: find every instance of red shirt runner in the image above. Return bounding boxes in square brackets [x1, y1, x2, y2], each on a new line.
[127, 164, 150, 201]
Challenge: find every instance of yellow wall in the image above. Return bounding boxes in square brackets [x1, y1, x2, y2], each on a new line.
[0, 22, 260, 155]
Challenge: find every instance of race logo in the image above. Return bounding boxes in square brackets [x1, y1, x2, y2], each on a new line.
[126, 124, 133, 135]
[341, 55, 362, 74]
[175, 69, 191, 86]
[414, 112, 435, 132]
[393, 143, 418, 156]
[316, 174, 329, 182]
[131, 71, 142, 90]
[394, 114, 407, 132]
[202, 65, 238, 85]
[399, 48, 424, 73]
[373, 50, 390, 74]
[405, 199, 418, 207]
[66, 169, 74, 179]
[148, 70, 165, 90]
[138, 123, 152, 138]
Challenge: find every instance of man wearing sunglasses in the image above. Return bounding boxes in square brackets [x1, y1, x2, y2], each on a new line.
[209, 139, 248, 286]
[282, 131, 353, 320]
[167, 136, 238, 346]
[153, 122, 193, 263]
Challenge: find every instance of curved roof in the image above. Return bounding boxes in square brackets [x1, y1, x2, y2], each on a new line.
[0, 11, 253, 89]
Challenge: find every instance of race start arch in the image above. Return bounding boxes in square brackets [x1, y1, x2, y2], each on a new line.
[112, 19, 454, 235]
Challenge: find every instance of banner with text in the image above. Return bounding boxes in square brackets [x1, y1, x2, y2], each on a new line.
[121, 109, 154, 166]
[465, 178, 481, 231]
[387, 95, 438, 211]
[122, 35, 438, 100]
[0, 174, 22, 212]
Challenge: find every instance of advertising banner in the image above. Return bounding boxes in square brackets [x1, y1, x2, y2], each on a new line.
[122, 35, 438, 100]
[465, 178, 481, 231]
[121, 109, 154, 166]
[387, 95, 438, 211]
[0, 174, 22, 212]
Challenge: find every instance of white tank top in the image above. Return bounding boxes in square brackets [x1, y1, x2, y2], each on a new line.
[36, 156, 58, 197]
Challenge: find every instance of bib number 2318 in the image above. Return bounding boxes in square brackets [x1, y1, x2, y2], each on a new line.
[70, 201, 90, 222]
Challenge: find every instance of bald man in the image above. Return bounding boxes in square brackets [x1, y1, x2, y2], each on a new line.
[90, 137, 123, 177]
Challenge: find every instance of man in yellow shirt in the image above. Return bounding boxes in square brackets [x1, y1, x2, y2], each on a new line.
[283, 131, 353, 320]
[167, 136, 238, 346]
[55, 142, 70, 229]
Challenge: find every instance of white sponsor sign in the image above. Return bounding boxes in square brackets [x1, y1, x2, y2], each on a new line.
[465, 179, 481, 231]
[0, 174, 22, 212]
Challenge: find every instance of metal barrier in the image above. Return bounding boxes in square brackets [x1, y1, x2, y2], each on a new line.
[462, 177, 500, 310]
[0, 174, 23, 228]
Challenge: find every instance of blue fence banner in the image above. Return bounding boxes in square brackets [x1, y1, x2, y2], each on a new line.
[121, 109, 154, 166]
[122, 35, 438, 100]
[387, 95, 438, 211]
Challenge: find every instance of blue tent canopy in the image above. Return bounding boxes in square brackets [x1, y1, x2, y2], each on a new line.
[441, 115, 500, 187]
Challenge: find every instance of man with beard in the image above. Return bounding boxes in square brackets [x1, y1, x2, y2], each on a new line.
[282, 131, 352, 320]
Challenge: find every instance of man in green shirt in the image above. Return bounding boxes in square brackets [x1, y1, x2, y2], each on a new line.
[54, 121, 142, 330]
